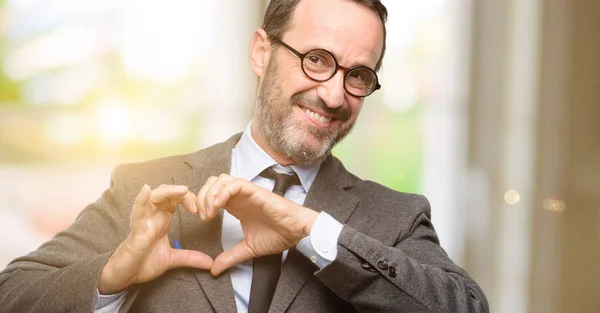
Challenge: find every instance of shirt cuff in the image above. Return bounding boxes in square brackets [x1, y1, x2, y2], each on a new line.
[95, 289, 126, 310]
[296, 212, 343, 268]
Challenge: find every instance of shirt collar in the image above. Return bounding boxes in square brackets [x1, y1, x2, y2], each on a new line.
[233, 121, 321, 192]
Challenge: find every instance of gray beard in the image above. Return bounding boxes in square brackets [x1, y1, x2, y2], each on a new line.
[259, 108, 335, 165]
[255, 60, 355, 165]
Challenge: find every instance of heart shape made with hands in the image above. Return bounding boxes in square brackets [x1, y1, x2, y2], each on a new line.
[196, 174, 319, 276]
[99, 178, 319, 295]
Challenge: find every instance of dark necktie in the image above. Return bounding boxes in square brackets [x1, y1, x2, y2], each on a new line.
[247, 167, 301, 313]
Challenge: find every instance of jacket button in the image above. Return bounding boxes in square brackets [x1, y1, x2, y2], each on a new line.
[377, 260, 389, 270]
[388, 266, 397, 277]
[361, 261, 377, 272]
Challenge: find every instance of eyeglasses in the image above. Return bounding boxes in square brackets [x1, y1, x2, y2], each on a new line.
[272, 37, 381, 98]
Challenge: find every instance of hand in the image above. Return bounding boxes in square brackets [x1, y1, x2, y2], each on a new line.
[98, 184, 213, 294]
[196, 174, 319, 276]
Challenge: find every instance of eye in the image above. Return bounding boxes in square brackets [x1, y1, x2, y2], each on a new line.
[346, 67, 377, 94]
[349, 71, 366, 83]
[347, 70, 369, 87]
[306, 55, 326, 66]
[303, 50, 334, 70]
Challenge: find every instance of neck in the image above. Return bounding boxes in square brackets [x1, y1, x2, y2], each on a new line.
[250, 121, 296, 166]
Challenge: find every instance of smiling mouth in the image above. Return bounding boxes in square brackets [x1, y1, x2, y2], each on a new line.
[303, 107, 332, 124]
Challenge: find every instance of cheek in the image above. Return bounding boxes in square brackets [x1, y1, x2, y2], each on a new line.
[348, 99, 364, 119]
[282, 65, 321, 96]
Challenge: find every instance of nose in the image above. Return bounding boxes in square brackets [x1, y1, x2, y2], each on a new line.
[316, 70, 345, 109]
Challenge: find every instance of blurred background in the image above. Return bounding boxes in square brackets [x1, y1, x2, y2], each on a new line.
[0, 0, 598, 312]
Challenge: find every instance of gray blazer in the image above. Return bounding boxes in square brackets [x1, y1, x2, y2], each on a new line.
[0, 134, 489, 313]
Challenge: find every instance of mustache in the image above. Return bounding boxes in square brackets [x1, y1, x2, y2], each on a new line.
[290, 93, 351, 122]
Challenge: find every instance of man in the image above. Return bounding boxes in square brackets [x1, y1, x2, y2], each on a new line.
[0, 0, 489, 312]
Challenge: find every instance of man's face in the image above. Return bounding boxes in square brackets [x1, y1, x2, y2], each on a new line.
[253, 0, 384, 165]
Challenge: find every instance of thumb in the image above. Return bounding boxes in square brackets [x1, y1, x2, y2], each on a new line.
[169, 249, 214, 270]
[211, 242, 254, 276]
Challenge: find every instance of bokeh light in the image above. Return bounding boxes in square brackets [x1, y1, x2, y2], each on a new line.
[543, 198, 566, 213]
[94, 100, 132, 145]
[504, 189, 521, 205]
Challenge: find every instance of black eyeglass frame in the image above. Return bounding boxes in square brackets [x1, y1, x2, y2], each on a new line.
[272, 37, 381, 98]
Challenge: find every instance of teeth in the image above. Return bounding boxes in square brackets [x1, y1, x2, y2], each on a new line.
[304, 108, 332, 123]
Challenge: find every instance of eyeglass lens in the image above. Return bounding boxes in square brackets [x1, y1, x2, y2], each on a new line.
[302, 49, 377, 97]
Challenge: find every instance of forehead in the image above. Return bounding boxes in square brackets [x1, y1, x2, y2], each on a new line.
[283, 0, 384, 68]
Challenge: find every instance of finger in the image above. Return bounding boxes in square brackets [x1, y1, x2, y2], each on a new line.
[211, 241, 254, 276]
[150, 184, 189, 204]
[131, 184, 151, 221]
[179, 190, 197, 214]
[214, 178, 270, 216]
[168, 249, 214, 270]
[213, 178, 246, 210]
[196, 176, 218, 221]
[204, 174, 230, 211]
[150, 185, 189, 213]
[204, 174, 235, 219]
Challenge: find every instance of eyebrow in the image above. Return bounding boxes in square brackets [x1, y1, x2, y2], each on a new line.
[278, 36, 377, 71]
[329, 46, 378, 70]
[311, 45, 377, 70]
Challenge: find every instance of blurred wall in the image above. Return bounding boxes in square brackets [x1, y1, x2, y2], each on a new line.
[536, 1, 600, 312]
[466, 0, 600, 312]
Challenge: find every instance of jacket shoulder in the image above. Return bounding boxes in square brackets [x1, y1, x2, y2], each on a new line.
[112, 153, 194, 186]
[111, 133, 240, 189]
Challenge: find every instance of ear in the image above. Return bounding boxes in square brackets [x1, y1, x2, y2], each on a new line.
[249, 28, 271, 78]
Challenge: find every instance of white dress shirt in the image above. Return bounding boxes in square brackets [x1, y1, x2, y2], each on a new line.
[95, 121, 344, 312]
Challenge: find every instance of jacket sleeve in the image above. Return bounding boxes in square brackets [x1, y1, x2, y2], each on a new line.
[0, 165, 135, 313]
[314, 195, 489, 313]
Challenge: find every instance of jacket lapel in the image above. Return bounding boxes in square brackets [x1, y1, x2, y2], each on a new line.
[175, 133, 242, 313]
[269, 155, 360, 313]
